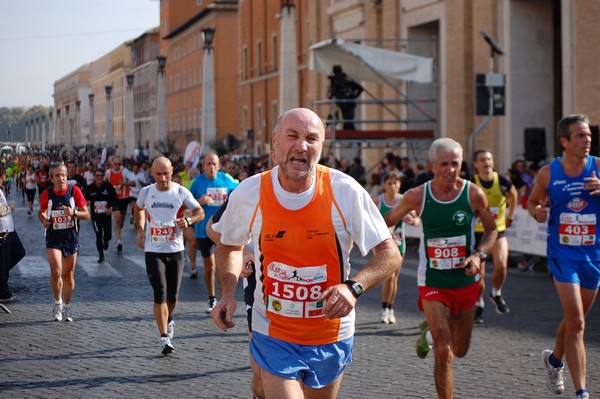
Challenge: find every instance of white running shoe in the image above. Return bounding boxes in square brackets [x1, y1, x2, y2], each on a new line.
[380, 308, 390, 324]
[53, 303, 63, 322]
[206, 298, 217, 313]
[388, 308, 397, 324]
[541, 349, 565, 394]
[161, 336, 174, 355]
[167, 320, 175, 340]
[574, 393, 590, 399]
[63, 306, 73, 322]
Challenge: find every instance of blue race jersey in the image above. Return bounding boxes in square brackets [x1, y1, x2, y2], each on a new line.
[547, 155, 600, 261]
[189, 171, 238, 238]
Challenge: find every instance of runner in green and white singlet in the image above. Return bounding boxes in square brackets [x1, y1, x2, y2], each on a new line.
[419, 179, 476, 289]
[383, 138, 497, 399]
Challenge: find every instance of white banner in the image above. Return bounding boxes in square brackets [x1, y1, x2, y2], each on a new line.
[184, 140, 201, 168]
[404, 207, 548, 257]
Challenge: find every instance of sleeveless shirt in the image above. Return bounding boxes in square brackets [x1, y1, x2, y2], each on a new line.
[418, 181, 477, 288]
[547, 156, 600, 261]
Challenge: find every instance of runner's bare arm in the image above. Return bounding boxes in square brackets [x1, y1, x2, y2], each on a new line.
[383, 186, 424, 227]
[527, 164, 551, 223]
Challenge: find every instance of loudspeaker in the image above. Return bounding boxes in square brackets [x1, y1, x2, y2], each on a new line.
[524, 127, 547, 162]
[591, 125, 599, 156]
[476, 73, 506, 116]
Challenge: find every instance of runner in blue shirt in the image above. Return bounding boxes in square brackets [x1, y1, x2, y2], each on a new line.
[189, 152, 238, 312]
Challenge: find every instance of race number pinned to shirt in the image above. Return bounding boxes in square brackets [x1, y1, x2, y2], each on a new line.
[51, 209, 75, 230]
[206, 187, 228, 207]
[392, 226, 403, 247]
[93, 201, 108, 214]
[150, 221, 176, 242]
[265, 262, 327, 319]
[559, 213, 596, 246]
[427, 235, 467, 269]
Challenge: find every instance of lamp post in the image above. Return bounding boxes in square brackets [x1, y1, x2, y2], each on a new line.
[157, 56, 167, 151]
[75, 100, 82, 146]
[89, 93, 95, 146]
[48, 109, 53, 146]
[56, 109, 61, 147]
[201, 27, 216, 154]
[125, 74, 135, 157]
[65, 104, 71, 148]
[279, 0, 299, 113]
[105, 85, 113, 149]
[41, 115, 46, 151]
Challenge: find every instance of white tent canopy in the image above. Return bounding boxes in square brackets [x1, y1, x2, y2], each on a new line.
[309, 38, 433, 84]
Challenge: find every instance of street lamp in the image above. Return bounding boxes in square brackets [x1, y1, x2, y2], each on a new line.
[126, 74, 134, 89]
[202, 27, 216, 50]
[89, 93, 95, 146]
[157, 56, 166, 75]
[125, 74, 135, 156]
[105, 85, 114, 148]
[202, 27, 216, 154]
[157, 56, 168, 148]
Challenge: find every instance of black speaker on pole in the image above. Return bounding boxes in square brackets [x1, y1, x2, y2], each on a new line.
[591, 125, 599, 156]
[524, 127, 547, 162]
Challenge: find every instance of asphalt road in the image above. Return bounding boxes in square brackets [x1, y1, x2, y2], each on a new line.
[1, 188, 598, 398]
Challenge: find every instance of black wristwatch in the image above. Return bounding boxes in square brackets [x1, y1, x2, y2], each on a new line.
[475, 249, 487, 261]
[184, 216, 193, 227]
[344, 280, 364, 299]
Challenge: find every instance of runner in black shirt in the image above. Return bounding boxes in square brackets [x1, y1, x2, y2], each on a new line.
[84, 169, 118, 263]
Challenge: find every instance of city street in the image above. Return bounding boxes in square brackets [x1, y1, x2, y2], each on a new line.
[1, 187, 599, 399]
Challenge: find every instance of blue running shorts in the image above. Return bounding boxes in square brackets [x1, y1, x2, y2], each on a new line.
[549, 257, 600, 290]
[249, 331, 353, 388]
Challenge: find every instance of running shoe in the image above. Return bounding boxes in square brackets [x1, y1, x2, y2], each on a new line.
[380, 308, 390, 324]
[388, 309, 397, 324]
[206, 298, 217, 313]
[0, 296, 19, 303]
[167, 320, 175, 340]
[161, 336, 174, 355]
[474, 305, 484, 324]
[53, 303, 63, 322]
[541, 349, 565, 394]
[416, 320, 432, 359]
[117, 243, 123, 253]
[98, 254, 105, 263]
[103, 241, 109, 250]
[64, 306, 73, 322]
[574, 393, 590, 399]
[190, 269, 198, 279]
[490, 293, 510, 314]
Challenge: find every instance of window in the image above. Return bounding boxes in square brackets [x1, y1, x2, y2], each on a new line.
[257, 41, 262, 75]
[272, 34, 278, 71]
[242, 46, 248, 80]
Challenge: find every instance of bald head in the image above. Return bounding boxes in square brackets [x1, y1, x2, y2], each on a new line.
[152, 157, 174, 190]
[273, 108, 326, 137]
[152, 156, 172, 170]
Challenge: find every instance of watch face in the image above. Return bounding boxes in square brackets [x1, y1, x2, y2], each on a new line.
[353, 283, 363, 295]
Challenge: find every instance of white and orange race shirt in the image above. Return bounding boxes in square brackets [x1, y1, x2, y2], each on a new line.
[106, 167, 133, 199]
[212, 165, 391, 345]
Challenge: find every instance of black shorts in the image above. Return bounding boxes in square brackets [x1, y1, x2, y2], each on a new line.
[196, 237, 216, 258]
[114, 198, 130, 214]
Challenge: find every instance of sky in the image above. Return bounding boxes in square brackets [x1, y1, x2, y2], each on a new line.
[0, 0, 160, 108]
